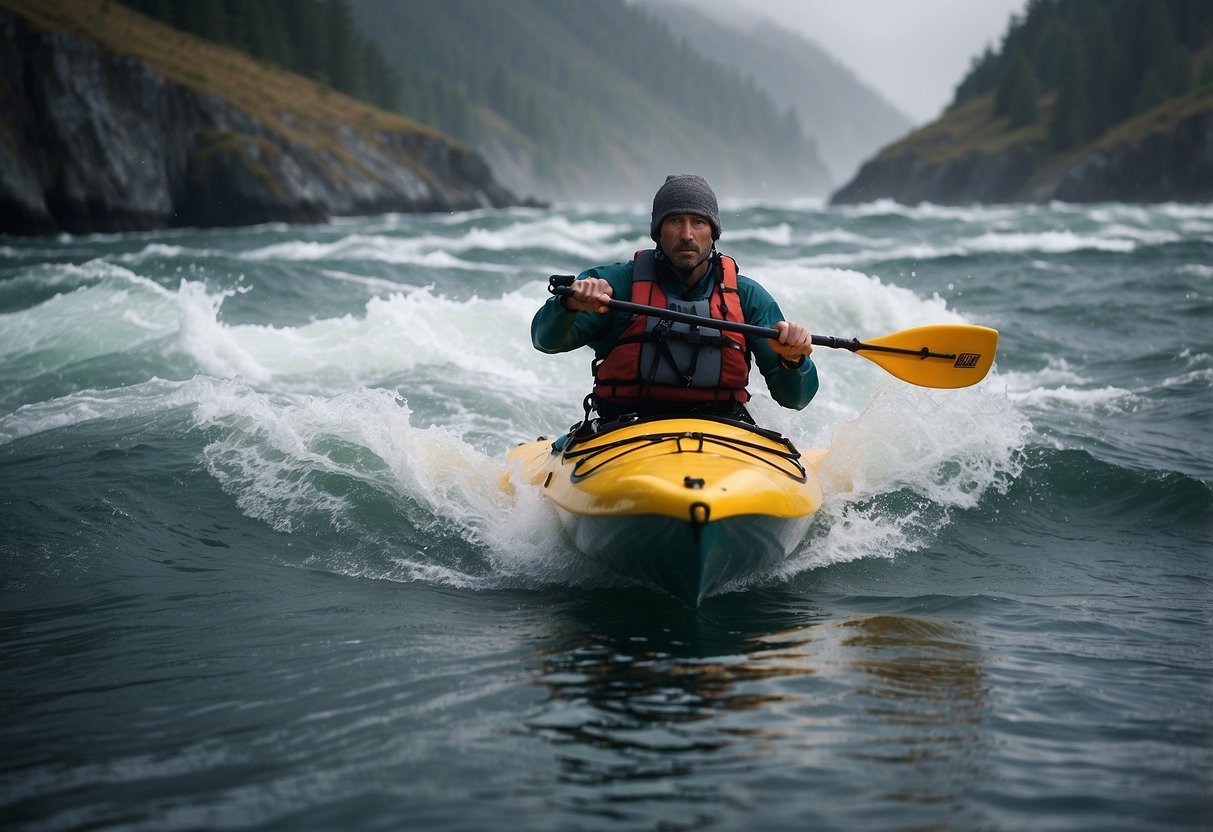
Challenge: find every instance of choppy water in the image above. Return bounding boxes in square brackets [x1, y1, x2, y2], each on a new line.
[2, 200, 1210, 831]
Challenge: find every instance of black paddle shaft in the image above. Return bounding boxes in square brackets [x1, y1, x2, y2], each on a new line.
[547, 275, 954, 360]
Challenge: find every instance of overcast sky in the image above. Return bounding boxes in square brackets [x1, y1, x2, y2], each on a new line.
[647, 0, 1029, 124]
[765, 0, 1029, 122]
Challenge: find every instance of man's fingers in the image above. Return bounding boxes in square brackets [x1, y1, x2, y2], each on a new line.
[771, 321, 813, 356]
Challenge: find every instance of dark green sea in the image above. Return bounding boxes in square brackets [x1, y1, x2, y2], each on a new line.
[2, 200, 1210, 831]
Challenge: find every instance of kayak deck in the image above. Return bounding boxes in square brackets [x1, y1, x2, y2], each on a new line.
[507, 416, 825, 603]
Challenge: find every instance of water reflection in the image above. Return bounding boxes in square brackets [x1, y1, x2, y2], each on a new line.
[830, 615, 990, 815]
[524, 590, 991, 828]
[534, 590, 819, 726]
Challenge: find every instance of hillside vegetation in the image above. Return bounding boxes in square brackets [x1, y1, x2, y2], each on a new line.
[120, 0, 403, 114]
[345, 0, 832, 200]
[832, 0, 1213, 205]
[118, 0, 831, 201]
[0, 0, 517, 234]
[953, 0, 1212, 151]
[6, 0, 441, 147]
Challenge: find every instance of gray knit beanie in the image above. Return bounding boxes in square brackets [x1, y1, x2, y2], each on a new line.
[649, 174, 722, 241]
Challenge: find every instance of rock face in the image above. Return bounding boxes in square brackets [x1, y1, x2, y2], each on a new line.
[0, 10, 522, 236]
[1049, 111, 1213, 203]
[830, 108, 1213, 206]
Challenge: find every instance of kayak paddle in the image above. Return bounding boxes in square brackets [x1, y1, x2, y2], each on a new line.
[548, 276, 997, 389]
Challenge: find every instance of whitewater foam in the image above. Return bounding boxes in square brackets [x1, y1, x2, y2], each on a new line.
[0, 261, 176, 363]
[184, 377, 583, 590]
[0, 378, 195, 445]
[239, 214, 641, 267]
[777, 383, 1029, 576]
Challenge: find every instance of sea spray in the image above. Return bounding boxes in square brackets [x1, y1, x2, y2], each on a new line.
[0, 261, 175, 364]
[782, 382, 1029, 574]
[171, 278, 550, 399]
[177, 280, 273, 385]
[187, 379, 582, 590]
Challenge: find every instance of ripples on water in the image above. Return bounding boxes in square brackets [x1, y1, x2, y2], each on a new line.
[1, 200, 1210, 830]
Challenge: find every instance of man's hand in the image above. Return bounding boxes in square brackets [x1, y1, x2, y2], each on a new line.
[770, 321, 813, 362]
[563, 278, 613, 313]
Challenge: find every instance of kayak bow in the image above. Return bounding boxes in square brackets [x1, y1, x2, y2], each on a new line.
[507, 416, 825, 604]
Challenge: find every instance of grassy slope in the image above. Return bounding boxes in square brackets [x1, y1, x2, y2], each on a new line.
[0, 0, 450, 167]
[877, 84, 1213, 172]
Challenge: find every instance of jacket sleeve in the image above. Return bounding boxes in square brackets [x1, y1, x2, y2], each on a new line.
[531, 294, 586, 354]
[739, 277, 820, 410]
[531, 264, 630, 354]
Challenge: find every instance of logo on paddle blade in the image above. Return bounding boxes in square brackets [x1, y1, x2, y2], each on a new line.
[954, 353, 981, 368]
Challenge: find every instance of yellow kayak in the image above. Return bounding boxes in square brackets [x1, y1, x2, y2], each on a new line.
[507, 416, 825, 604]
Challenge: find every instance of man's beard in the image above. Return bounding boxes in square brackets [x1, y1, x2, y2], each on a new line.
[663, 243, 712, 275]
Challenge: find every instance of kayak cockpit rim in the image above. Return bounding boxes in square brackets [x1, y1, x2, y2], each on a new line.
[557, 414, 808, 484]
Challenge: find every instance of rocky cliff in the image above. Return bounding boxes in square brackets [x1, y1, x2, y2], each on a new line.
[0, 2, 522, 236]
[830, 91, 1213, 206]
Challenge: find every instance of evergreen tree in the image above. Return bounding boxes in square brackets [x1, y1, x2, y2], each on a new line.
[1032, 15, 1070, 90]
[779, 106, 803, 155]
[370, 51, 403, 111]
[1049, 32, 1085, 149]
[180, 0, 225, 43]
[1200, 62, 1213, 89]
[126, 0, 404, 121]
[1082, 9, 1119, 138]
[999, 50, 1040, 127]
[240, 4, 286, 67]
[953, 47, 998, 106]
[1134, 68, 1169, 113]
[324, 0, 364, 99]
[952, 0, 1213, 149]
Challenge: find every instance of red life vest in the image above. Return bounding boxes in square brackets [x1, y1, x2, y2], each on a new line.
[592, 250, 751, 408]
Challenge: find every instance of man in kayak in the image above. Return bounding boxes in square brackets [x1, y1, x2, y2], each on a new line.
[532, 174, 817, 423]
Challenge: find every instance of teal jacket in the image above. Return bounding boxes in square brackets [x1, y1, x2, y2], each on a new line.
[531, 253, 819, 410]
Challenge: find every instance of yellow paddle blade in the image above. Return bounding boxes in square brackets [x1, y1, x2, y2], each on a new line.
[854, 325, 999, 388]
